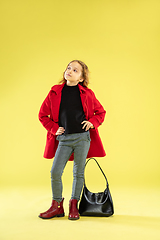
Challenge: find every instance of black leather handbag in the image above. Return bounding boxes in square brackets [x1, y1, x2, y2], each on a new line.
[79, 158, 114, 217]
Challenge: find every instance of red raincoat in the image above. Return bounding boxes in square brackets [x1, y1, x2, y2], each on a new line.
[39, 83, 106, 160]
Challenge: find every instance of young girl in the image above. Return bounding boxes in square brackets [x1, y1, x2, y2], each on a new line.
[38, 60, 106, 220]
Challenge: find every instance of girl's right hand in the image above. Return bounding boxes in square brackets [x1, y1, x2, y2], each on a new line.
[55, 127, 65, 135]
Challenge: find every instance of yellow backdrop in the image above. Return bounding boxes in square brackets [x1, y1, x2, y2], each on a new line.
[0, 0, 160, 191]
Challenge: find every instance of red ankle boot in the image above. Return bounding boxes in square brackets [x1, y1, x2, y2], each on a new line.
[39, 198, 65, 219]
[68, 199, 79, 220]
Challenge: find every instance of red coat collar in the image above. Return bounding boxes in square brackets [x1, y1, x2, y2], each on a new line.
[51, 82, 87, 94]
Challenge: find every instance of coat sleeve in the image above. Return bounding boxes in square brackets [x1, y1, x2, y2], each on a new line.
[38, 91, 59, 135]
[88, 90, 106, 129]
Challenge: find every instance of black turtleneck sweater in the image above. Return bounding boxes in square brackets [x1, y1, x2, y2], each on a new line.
[58, 84, 87, 134]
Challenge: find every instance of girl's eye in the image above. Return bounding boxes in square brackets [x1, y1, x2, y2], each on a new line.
[74, 69, 77, 72]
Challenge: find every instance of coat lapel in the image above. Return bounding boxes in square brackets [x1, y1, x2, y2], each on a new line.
[78, 84, 88, 119]
[51, 83, 65, 122]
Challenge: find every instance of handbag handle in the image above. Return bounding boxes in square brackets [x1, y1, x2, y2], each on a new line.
[84, 158, 109, 188]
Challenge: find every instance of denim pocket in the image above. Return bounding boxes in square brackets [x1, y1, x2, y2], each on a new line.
[86, 131, 91, 142]
[56, 134, 65, 141]
[56, 135, 60, 141]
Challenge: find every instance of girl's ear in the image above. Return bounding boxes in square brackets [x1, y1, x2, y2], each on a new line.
[79, 78, 84, 83]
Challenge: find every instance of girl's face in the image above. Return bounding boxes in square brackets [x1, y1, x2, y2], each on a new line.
[64, 61, 84, 86]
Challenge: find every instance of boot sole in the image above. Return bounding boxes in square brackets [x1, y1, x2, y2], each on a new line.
[39, 213, 65, 219]
[68, 217, 79, 220]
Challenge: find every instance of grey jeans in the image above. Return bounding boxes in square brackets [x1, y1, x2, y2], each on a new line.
[50, 131, 91, 202]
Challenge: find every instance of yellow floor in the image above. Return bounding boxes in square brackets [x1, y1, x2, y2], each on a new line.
[0, 186, 160, 240]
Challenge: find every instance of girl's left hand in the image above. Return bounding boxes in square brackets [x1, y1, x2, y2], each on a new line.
[81, 121, 94, 131]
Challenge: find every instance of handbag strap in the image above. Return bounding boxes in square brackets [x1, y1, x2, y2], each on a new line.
[84, 158, 109, 188]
